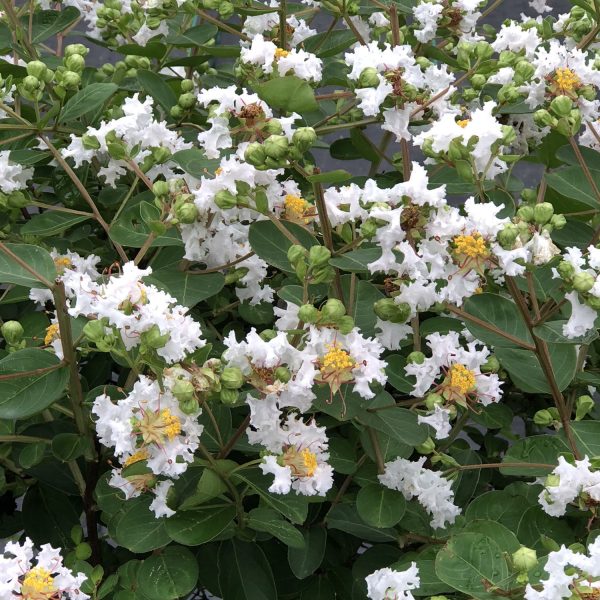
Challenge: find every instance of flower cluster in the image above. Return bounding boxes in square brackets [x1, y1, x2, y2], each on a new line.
[365, 563, 420, 600]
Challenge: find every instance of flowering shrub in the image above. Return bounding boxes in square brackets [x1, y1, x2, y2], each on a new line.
[5, 0, 600, 598]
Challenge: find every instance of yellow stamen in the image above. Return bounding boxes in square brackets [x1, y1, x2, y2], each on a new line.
[161, 409, 181, 440]
[123, 448, 149, 467]
[453, 233, 488, 258]
[44, 323, 59, 345]
[282, 446, 318, 478]
[554, 67, 581, 93]
[21, 567, 57, 599]
[284, 194, 310, 220]
[456, 119, 469, 128]
[215, 167, 223, 176]
[136, 408, 181, 447]
[54, 257, 72, 270]
[274, 48, 290, 59]
[322, 343, 356, 371]
[448, 364, 476, 395]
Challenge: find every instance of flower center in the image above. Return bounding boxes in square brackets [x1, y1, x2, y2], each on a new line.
[21, 567, 57, 599]
[44, 323, 60, 345]
[554, 67, 581, 93]
[453, 233, 488, 258]
[456, 119, 469, 128]
[282, 446, 318, 478]
[322, 343, 355, 372]
[53, 256, 72, 272]
[448, 363, 476, 395]
[274, 48, 290, 59]
[135, 408, 181, 447]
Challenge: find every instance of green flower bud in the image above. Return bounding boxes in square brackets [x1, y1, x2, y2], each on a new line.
[1, 321, 23, 345]
[170, 105, 184, 120]
[308, 245, 331, 267]
[475, 41, 492, 60]
[480, 355, 500, 373]
[580, 84, 597, 101]
[360, 218, 379, 239]
[498, 50, 517, 67]
[462, 88, 479, 102]
[82, 134, 101, 150]
[83, 319, 107, 342]
[512, 546, 538, 572]
[263, 135, 289, 160]
[292, 127, 317, 152]
[178, 92, 196, 109]
[26, 60, 47, 79]
[64, 54, 85, 73]
[514, 60, 535, 82]
[407, 351, 425, 365]
[65, 43, 89, 57]
[175, 202, 198, 224]
[533, 202, 554, 225]
[62, 70, 81, 88]
[287, 244, 306, 265]
[152, 180, 170, 197]
[533, 109, 555, 128]
[550, 214, 566, 229]
[357, 67, 380, 88]
[337, 315, 355, 334]
[140, 324, 169, 349]
[106, 138, 128, 161]
[298, 304, 319, 323]
[274, 366, 291, 383]
[214, 189, 238, 210]
[172, 378, 195, 404]
[179, 395, 199, 415]
[181, 79, 194, 92]
[7, 191, 29, 208]
[470, 74, 486, 90]
[533, 408, 555, 426]
[557, 260, 576, 280]
[321, 298, 346, 321]
[550, 95, 573, 117]
[152, 147, 171, 164]
[576, 394, 595, 420]
[244, 142, 266, 167]
[220, 387, 239, 405]
[425, 392, 444, 411]
[516, 204, 535, 222]
[586, 295, 600, 310]
[221, 367, 244, 389]
[415, 57, 431, 69]
[22, 75, 41, 92]
[573, 271, 595, 292]
[263, 119, 283, 135]
[415, 437, 436, 454]
[497, 224, 520, 249]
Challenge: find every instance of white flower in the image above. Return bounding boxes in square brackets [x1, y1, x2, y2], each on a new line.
[149, 480, 176, 518]
[365, 563, 420, 600]
[563, 291, 597, 339]
[0, 150, 33, 193]
[418, 405, 452, 439]
[379, 456, 461, 528]
[0, 537, 89, 599]
[525, 230, 561, 265]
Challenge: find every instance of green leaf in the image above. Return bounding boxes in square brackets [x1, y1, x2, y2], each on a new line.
[138, 546, 199, 600]
[462, 293, 533, 348]
[51, 433, 86, 462]
[165, 505, 235, 545]
[113, 496, 171, 552]
[248, 508, 305, 548]
[218, 540, 277, 600]
[326, 504, 397, 542]
[30, 7, 80, 43]
[470, 403, 513, 430]
[356, 483, 406, 528]
[534, 320, 599, 344]
[171, 148, 221, 178]
[19, 442, 47, 469]
[517, 506, 574, 551]
[137, 69, 178, 113]
[495, 345, 576, 393]
[569, 420, 600, 457]
[144, 270, 224, 307]
[461, 520, 520, 553]
[248, 219, 317, 272]
[545, 166, 600, 209]
[256, 76, 318, 113]
[345, 278, 384, 337]
[60, 83, 118, 122]
[165, 23, 218, 46]
[303, 29, 357, 58]
[330, 248, 381, 272]
[435, 533, 509, 599]
[500, 435, 567, 476]
[288, 528, 327, 579]
[117, 42, 167, 58]
[557, 143, 600, 171]
[0, 243, 56, 288]
[306, 170, 352, 185]
[21, 211, 90, 236]
[466, 489, 535, 532]
[0, 349, 68, 419]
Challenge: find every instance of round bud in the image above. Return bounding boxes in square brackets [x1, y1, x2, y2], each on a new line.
[533, 109, 554, 128]
[480, 355, 500, 373]
[220, 388, 239, 405]
[514, 60, 534, 81]
[181, 79, 194, 92]
[221, 367, 244, 389]
[172, 378, 195, 404]
[497, 224, 519, 249]
[550, 214, 566, 229]
[550, 95, 573, 118]
[298, 304, 319, 323]
[321, 298, 346, 321]
[152, 180, 170, 197]
[26, 60, 47, 79]
[62, 70, 81, 88]
[175, 202, 198, 224]
[274, 366, 291, 383]
[263, 119, 283, 135]
[407, 351, 425, 365]
[292, 127, 317, 152]
[22, 75, 41, 92]
[244, 142, 266, 167]
[533, 409, 554, 427]
[263, 135, 289, 160]
[1, 321, 24, 345]
[557, 260, 576, 280]
[64, 53, 85, 73]
[287, 244, 306, 265]
[357, 67, 380, 88]
[178, 92, 196, 109]
[573, 271, 595, 293]
[425, 393, 444, 411]
[516, 205, 535, 222]
[337, 315, 355, 335]
[308, 245, 331, 267]
[586, 295, 600, 310]
[65, 43, 88, 57]
[214, 189, 238, 210]
[533, 202, 554, 225]
[512, 547, 538, 572]
[470, 74, 486, 90]
[170, 105, 184, 119]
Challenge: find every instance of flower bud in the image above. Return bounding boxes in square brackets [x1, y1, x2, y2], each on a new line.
[573, 271, 595, 293]
[321, 298, 346, 321]
[274, 366, 291, 383]
[360, 218, 379, 239]
[516, 204, 534, 222]
[62, 70, 81, 88]
[287, 244, 306, 265]
[308, 245, 331, 267]
[22, 75, 41, 92]
[141, 325, 169, 349]
[83, 319, 107, 342]
[498, 50, 517, 67]
[533, 109, 555, 128]
[415, 437, 436, 454]
[514, 60, 535, 81]
[220, 388, 239, 405]
[550, 95, 573, 117]
[175, 202, 198, 224]
[64, 53, 85, 73]
[576, 394, 595, 421]
[533, 202, 554, 225]
[214, 189, 238, 210]
[244, 142, 266, 167]
[172, 378, 195, 404]
[292, 127, 317, 152]
[152, 180, 170, 197]
[263, 119, 283, 135]
[65, 43, 88, 57]
[556, 260, 575, 280]
[425, 392, 444, 411]
[1, 321, 23, 345]
[298, 304, 319, 323]
[337, 315, 355, 334]
[407, 351, 425, 365]
[533, 408, 554, 426]
[26, 60, 47, 79]
[7, 191, 29, 208]
[221, 367, 244, 389]
[586, 295, 600, 310]
[171, 105, 184, 120]
[497, 224, 519, 249]
[181, 79, 194, 92]
[550, 214, 566, 229]
[512, 546, 538, 572]
[178, 92, 196, 109]
[357, 67, 380, 88]
[481, 355, 500, 373]
[470, 74, 486, 90]
[263, 135, 289, 160]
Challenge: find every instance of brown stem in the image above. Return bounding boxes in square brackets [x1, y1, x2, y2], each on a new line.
[0, 361, 65, 381]
[218, 415, 251, 459]
[186, 251, 255, 274]
[367, 427, 385, 474]
[569, 136, 600, 204]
